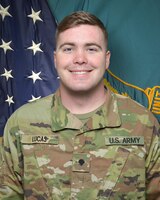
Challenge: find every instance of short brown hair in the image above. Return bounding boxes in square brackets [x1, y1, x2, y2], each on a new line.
[55, 11, 108, 48]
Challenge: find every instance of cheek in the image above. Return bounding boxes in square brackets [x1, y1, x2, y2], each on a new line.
[56, 55, 72, 68]
[90, 54, 106, 65]
[91, 59, 107, 72]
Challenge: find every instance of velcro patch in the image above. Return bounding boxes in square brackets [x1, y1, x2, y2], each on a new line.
[72, 153, 90, 173]
[21, 135, 59, 144]
[105, 136, 144, 145]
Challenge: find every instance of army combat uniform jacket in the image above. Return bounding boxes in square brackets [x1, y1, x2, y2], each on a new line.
[0, 89, 160, 200]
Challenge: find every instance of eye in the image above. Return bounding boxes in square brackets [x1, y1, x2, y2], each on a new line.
[87, 47, 98, 53]
[63, 47, 73, 53]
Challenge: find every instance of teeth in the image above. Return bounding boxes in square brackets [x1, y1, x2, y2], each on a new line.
[72, 71, 88, 74]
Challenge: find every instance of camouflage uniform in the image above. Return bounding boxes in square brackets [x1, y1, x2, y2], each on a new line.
[0, 89, 160, 200]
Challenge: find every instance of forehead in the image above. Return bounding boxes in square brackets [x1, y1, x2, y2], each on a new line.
[57, 25, 105, 44]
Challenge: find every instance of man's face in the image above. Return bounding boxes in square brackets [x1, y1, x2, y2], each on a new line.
[54, 24, 110, 94]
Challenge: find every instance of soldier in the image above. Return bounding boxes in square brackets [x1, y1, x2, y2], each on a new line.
[0, 11, 160, 200]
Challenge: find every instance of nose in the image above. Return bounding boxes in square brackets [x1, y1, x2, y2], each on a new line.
[73, 49, 87, 65]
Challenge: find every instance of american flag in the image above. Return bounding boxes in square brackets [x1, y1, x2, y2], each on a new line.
[0, 0, 59, 136]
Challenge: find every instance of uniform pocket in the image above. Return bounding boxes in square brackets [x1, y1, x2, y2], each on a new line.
[97, 136, 146, 199]
[21, 134, 61, 199]
[21, 134, 72, 199]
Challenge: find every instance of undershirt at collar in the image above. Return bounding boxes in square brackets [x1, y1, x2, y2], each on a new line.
[74, 104, 103, 124]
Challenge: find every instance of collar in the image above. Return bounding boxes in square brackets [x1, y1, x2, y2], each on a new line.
[51, 89, 121, 132]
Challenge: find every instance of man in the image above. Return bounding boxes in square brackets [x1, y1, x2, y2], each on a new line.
[0, 11, 160, 200]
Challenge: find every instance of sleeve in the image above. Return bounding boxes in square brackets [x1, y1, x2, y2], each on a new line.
[146, 119, 160, 200]
[0, 114, 24, 200]
[0, 137, 3, 185]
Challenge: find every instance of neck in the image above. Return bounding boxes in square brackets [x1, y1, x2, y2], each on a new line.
[60, 86, 107, 114]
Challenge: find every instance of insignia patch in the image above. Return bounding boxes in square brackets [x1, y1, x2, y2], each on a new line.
[105, 136, 144, 145]
[72, 153, 90, 173]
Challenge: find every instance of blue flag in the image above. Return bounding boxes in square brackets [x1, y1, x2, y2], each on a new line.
[0, 0, 59, 136]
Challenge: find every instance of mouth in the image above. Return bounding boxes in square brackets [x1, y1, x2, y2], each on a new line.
[70, 70, 92, 74]
[69, 68, 93, 74]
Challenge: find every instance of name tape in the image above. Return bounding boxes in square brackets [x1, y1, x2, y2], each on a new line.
[21, 135, 59, 144]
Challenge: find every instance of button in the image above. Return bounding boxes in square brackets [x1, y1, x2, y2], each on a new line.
[78, 159, 85, 166]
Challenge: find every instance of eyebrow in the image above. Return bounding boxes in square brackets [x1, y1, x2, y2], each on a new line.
[58, 43, 75, 50]
[58, 42, 102, 50]
[85, 43, 102, 50]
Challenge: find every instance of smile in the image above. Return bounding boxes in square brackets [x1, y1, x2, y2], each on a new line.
[71, 71, 90, 74]
[69, 68, 93, 74]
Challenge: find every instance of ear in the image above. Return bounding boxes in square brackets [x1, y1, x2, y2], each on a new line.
[105, 50, 111, 70]
[54, 51, 56, 69]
